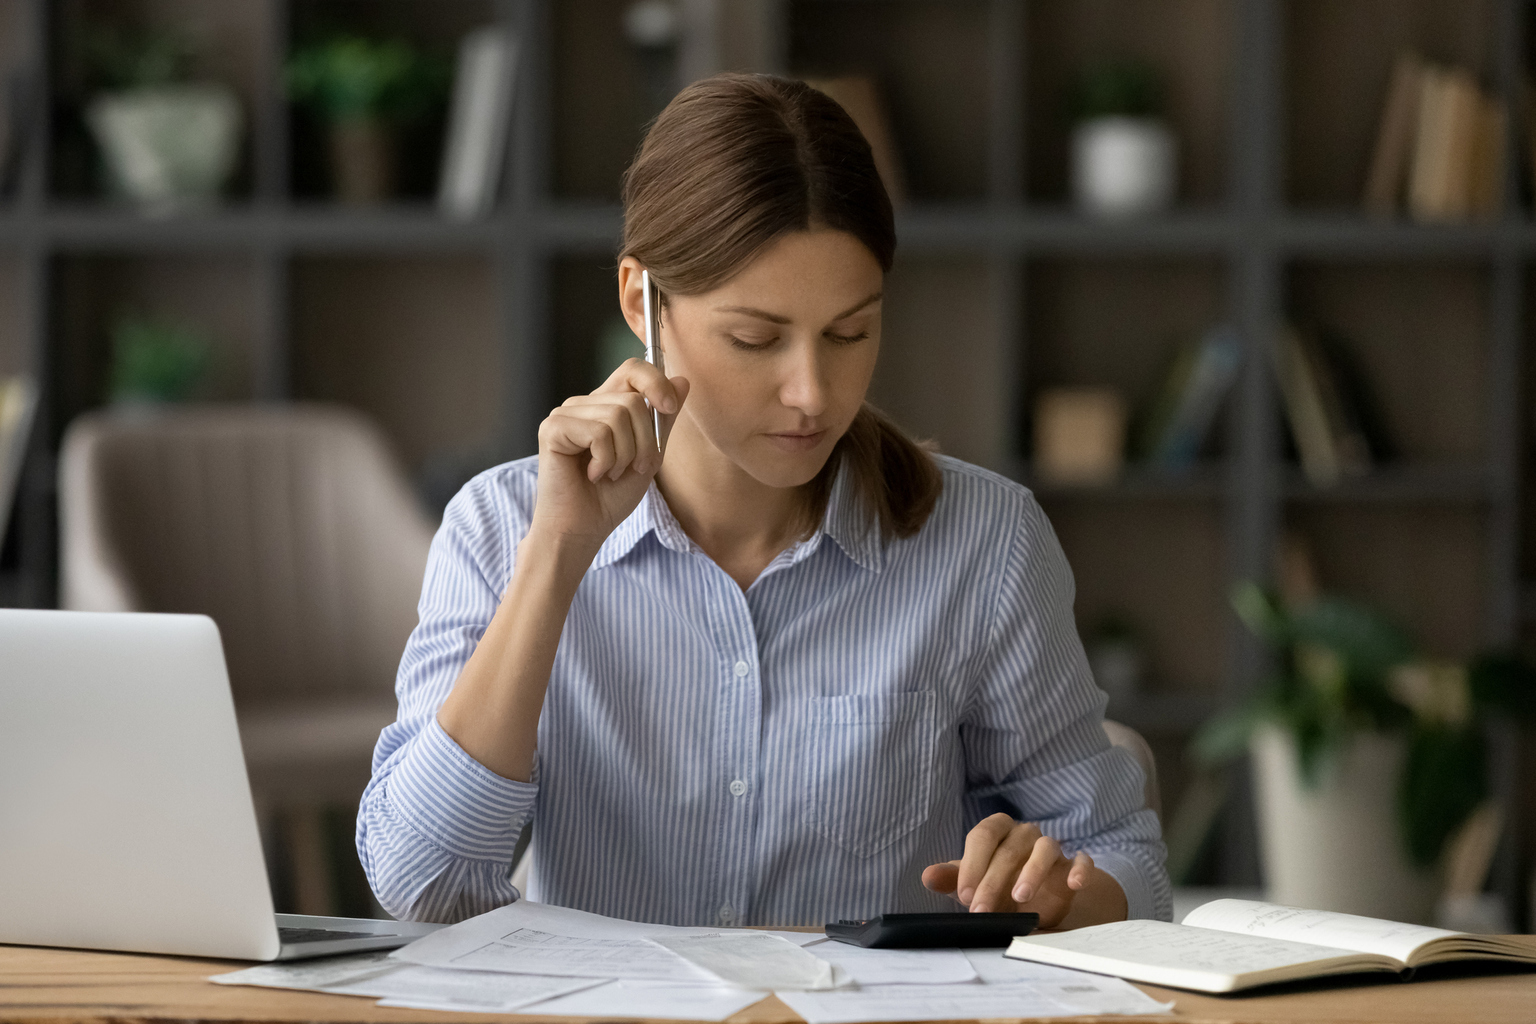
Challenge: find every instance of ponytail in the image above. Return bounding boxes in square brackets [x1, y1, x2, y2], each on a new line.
[798, 403, 942, 541]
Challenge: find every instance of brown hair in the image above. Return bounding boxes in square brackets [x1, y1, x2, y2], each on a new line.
[620, 73, 941, 540]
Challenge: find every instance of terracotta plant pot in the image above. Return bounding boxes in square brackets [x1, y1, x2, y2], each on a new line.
[328, 120, 396, 205]
[1250, 725, 1438, 923]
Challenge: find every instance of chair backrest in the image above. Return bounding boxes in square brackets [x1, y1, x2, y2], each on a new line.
[1103, 719, 1162, 819]
[60, 404, 434, 709]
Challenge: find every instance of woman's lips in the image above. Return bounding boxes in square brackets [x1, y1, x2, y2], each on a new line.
[764, 429, 827, 453]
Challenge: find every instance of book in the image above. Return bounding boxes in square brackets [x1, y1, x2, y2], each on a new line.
[1362, 51, 1424, 218]
[0, 375, 37, 544]
[1006, 898, 1536, 994]
[437, 27, 520, 220]
[1143, 325, 1241, 468]
[1299, 330, 1371, 477]
[1408, 65, 1486, 222]
[1271, 327, 1341, 486]
[1467, 94, 1506, 220]
[801, 76, 906, 206]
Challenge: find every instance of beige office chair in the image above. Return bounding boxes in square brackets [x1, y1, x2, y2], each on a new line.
[59, 403, 434, 914]
[1103, 719, 1161, 820]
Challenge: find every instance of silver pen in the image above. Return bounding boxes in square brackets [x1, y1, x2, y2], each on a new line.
[641, 269, 665, 453]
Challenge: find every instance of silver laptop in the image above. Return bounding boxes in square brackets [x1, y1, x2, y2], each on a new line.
[0, 608, 440, 960]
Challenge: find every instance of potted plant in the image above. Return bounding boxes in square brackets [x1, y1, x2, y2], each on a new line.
[82, 25, 243, 210]
[285, 35, 448, 205]
[1070, 60, 1176, 218]
[1197, 582, 1535, 923]
[109, 314, 211, 406]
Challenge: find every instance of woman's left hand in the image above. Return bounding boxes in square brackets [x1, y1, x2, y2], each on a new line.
[921, 813, 1096, 928]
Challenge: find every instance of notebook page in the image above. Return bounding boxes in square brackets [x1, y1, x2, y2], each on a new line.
[1009, 919, 1382, 989]
[1183, 899, 1459, 964]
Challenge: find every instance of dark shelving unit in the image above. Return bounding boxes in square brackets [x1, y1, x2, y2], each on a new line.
[0, 0, 1530, 917]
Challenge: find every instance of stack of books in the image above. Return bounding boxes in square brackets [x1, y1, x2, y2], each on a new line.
[1362, 52, 1504, 222]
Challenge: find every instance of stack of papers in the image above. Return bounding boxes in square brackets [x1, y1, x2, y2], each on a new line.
[212, 901, 1173, 1020]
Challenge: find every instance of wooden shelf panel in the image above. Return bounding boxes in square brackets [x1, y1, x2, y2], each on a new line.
[1281, 463, 1492, 503]
[7, 205, 1536, 257]
[1015, 463, 1226, 501]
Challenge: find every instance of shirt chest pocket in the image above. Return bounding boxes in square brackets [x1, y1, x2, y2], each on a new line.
[801, 691, 936, 858]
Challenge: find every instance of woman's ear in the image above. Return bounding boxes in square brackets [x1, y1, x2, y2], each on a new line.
[617, 257, 647, 344]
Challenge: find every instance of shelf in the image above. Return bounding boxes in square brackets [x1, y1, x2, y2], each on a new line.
[1281, 463, 1491, 503]
[0, 205, 502, 252]
[6, 204, 1534, 258]
[1274, 214, 1512, 258]
[1016, 462, 1226, 501]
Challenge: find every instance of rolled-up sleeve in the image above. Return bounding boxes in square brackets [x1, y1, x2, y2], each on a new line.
[357, 467, 539, 923]
[959, 495, 1172, 923]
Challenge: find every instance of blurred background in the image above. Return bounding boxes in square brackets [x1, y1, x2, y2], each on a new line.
[0, 0, 1533, 935]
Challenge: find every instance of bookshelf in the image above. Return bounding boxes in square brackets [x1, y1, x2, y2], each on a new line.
[0, 0, 1531, 919]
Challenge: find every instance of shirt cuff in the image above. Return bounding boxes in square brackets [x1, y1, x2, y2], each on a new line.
[1089, 848, 1159, 922]
[385, 716, 538, 862]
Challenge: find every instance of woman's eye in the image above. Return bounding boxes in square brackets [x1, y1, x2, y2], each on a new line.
[728, 335, 775, 351]
[828, 331, 870, 345]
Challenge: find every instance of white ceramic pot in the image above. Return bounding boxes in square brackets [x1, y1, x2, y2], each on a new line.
[1250, 725, 1438, 923]
[86, 84, 243, 210]
[1071, 116, 1176, 218]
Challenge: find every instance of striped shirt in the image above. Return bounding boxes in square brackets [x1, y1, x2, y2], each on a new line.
[358, 453, 1171, 927]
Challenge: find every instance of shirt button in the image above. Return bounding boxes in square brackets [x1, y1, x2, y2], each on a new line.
[729, 779, 747, 797]
[733, 661, 749, 678]
[718, 903, 735, 923]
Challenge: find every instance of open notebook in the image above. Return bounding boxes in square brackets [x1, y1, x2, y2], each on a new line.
[1005, 899, 1536, 994]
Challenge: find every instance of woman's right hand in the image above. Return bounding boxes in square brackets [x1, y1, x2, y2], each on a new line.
[531, 358, 689, 549]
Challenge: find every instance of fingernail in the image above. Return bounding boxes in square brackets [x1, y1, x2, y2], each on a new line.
[1014, 882, 1033, 903]
[971, 901, 988, 914]
[958, 887, 974, 905]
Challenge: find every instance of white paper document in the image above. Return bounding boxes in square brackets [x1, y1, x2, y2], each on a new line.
[804, 940, 978, 986]
[963, 947, 1126, 985]
[210, 950, 396, 992]
[212, 955, 599, 1013]
[394, 900, 725, 981]
[646, 931, 844, 990]
[210, 951, 396, 994]
[778, 979, 1172, 1023]
[519, 978, 769, 1021]
[326, 965, 600, 1011]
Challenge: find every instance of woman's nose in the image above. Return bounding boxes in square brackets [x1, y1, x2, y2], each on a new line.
[778, 341, 829, 417]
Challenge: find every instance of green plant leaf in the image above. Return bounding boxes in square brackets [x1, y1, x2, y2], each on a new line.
[110, 315, 210, 403]
[1288, 597, 1413, 682]
[1469, 652, 1536, 721]
[1398, 724, 1487, 867]
[84, 24, 195, 91]
[285, 35, 449, 123]
[1191, 701, 1269, 765]
[1072, 60, 1164, 120]
[1231, 581, 1289, 646]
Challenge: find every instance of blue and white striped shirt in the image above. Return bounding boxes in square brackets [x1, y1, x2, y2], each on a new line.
[358, 453, 1170, 927]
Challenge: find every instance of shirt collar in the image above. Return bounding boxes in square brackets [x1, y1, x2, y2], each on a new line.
[588, 455, 884, 573]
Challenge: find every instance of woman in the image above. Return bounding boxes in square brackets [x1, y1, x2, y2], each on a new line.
[359, 73, 1169, 928]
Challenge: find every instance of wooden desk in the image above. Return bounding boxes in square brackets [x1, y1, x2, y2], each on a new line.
[2, 944, 1533, 1024]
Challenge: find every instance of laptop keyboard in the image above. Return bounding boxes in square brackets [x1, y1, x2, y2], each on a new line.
[278, 926, 395, 944]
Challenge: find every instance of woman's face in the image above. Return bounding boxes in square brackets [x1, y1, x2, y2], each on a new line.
[621, 229, 884, 490]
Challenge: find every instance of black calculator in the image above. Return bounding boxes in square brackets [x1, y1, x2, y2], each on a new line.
[824, 912, 1039, 949]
